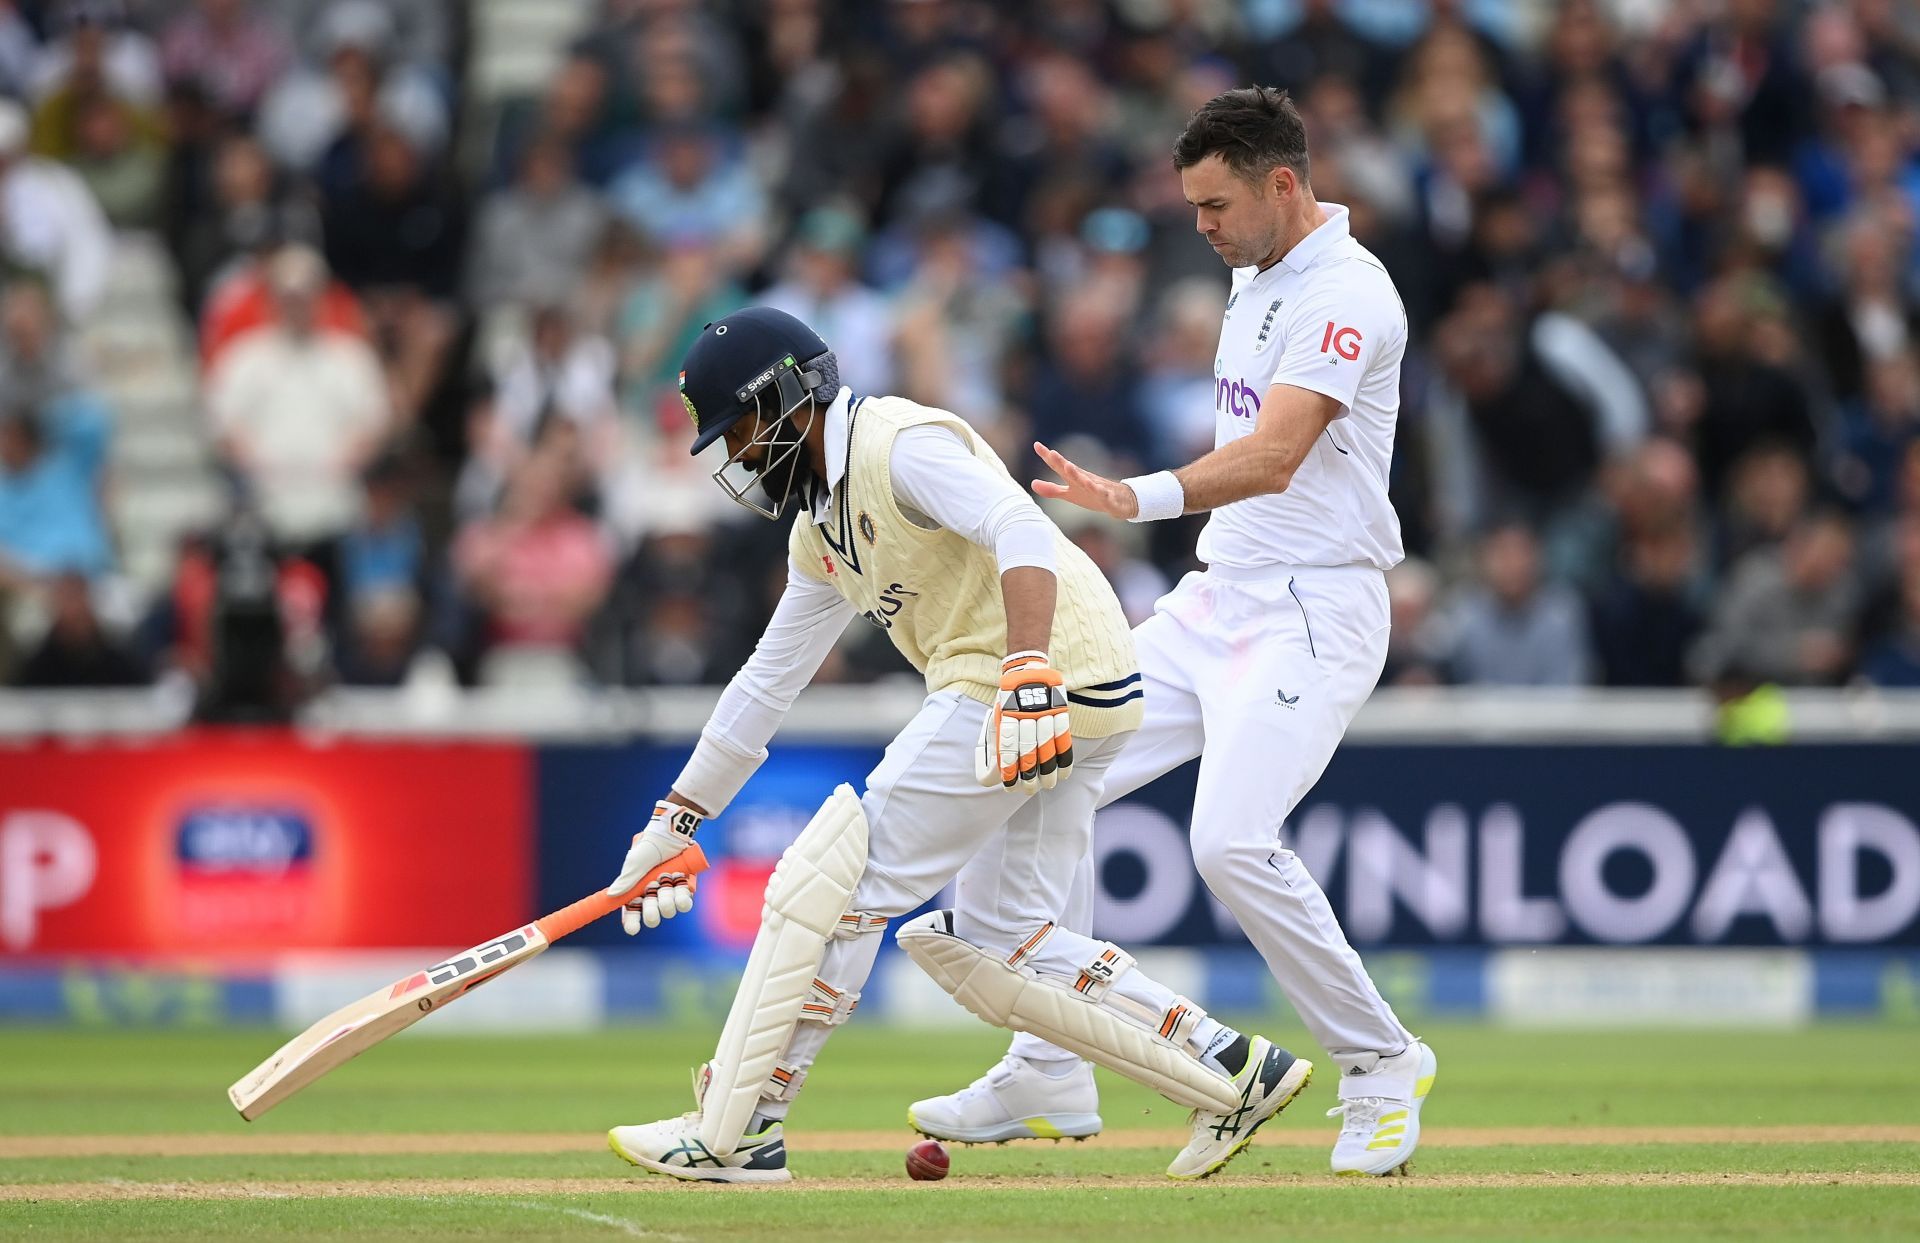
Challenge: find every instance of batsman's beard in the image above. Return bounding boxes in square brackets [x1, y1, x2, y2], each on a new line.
[714, 398, 824, 520]
[757, 412, 820, 513]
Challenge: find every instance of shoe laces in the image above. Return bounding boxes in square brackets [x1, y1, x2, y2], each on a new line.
[1183, 1056, 1260, 1131]
[1327, 1096, 1394, 1138]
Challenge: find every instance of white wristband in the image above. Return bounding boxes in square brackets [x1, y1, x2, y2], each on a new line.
[1123, 471, 1185, 523]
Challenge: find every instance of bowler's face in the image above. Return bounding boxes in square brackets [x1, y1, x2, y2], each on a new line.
[1181, 155, 1284, 269]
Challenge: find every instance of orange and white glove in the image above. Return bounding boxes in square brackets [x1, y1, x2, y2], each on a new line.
[607, 799, 703, 934]
[976, 651, 1074, 792]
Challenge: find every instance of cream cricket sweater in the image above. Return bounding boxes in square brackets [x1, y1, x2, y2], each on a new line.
[788, 394, 1143, 739]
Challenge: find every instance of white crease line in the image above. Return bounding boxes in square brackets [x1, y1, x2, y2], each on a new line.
[499, 1199, 692, 1241]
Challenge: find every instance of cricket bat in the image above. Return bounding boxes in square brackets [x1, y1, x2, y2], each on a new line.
[228, 844, 709, 1120]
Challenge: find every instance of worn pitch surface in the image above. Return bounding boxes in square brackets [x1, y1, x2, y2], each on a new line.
[2, 1024, 1916, 1240]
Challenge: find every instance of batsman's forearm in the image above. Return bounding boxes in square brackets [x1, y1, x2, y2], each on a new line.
[1002, 565, 1058, 656]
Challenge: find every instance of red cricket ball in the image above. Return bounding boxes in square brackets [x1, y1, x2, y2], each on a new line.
[905, 1138, 950, 1181]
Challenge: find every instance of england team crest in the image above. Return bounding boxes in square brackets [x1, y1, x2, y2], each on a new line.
[1254, 299, 1283, 352]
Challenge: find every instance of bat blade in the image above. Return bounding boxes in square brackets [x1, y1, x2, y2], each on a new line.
[227, 843, 708, 1120]
[228, 923, 548, 1120]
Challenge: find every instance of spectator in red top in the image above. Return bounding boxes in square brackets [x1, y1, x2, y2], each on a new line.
[200, 154, 368, 374]
[202, 265, 367, 373]
[452, 445, 612, 677]
[180, 132, 328, 324]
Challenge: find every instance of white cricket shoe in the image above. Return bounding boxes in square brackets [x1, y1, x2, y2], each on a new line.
[607, 1112, 791, 1183]
[1327, 1038, 1437, 1176]
[1167, 1036, 1314, 1180]
[907, 1055, 1103, 1144]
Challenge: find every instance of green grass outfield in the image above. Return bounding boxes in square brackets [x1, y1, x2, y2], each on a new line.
[1, 1022, 1917, 1241]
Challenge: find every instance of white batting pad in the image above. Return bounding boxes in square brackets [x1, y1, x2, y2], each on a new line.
[698, 784, 869, 1154]
[895, 910, 1240, 1113]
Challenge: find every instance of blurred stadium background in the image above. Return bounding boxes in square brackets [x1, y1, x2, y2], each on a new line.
[0, 0, 1917, 1050]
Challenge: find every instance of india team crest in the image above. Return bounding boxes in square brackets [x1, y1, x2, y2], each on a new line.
[677, 370, 698, 426]
[858, 512, 878, 546]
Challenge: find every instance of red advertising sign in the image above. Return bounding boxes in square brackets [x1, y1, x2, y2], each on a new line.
[0, 731, 532, 959]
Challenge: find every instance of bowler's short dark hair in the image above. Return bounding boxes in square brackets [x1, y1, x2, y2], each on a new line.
[1172, 86, 1310, 185]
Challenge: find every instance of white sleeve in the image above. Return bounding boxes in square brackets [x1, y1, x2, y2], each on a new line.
[1269, 260, 1405, 416]
[890, 425, 1058, 575]
[672, 557, 857, 814]
[52, 167, 111, 321]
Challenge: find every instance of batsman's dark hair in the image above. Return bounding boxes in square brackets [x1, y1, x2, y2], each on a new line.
[1172, 86, 1310, 185]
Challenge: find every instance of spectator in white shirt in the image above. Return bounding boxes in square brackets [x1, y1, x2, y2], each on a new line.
[255, 0, 446, 174]
[206, 245, 391, 548]
[0, 98, 111, 322]
[462, 304, 627, 530]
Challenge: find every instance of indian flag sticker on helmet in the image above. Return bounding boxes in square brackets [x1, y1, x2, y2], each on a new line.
[678, 370, 698, 427]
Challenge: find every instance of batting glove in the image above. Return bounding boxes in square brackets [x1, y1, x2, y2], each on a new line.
[976, 651, 1074, 792]
[607, 800, 703, 934]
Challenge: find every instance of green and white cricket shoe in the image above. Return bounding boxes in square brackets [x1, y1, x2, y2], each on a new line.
[908, 1054, 1103, 1144]
[607, 1112, 791, 1183]
[1167, 1036, 1313, 1180]
[1327, 1038, 1437, 1176]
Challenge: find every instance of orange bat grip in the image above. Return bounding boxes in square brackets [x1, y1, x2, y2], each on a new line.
[534, 842, 710, 943]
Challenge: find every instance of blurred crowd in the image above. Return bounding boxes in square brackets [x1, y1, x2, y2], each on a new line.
[4, 0, 1920, 712]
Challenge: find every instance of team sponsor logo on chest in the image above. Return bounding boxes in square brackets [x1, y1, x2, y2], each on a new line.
[862, 582, 918, 630]
[1216, 374, 1263, 421]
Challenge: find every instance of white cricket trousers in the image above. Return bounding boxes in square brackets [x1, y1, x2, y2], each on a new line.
[771, 692, 1194, 1096]
[1010, 562, 1415, 1074]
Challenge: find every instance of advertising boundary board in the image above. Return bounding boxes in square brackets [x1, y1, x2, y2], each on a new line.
[4, 736, 1915, 971]
[537, 741, 1920, 952]
[0, 732, 533, 959]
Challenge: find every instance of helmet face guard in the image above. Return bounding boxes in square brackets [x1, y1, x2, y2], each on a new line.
[711, 353, 827, 520]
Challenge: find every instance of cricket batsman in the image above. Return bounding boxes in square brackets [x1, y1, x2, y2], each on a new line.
[602, 305, 1313, 1183]
[911, 87, 1436, 1177]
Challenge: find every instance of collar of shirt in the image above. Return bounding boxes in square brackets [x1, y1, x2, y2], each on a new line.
[808, 385, 855, 526]
[1277, 202, 1351, 274]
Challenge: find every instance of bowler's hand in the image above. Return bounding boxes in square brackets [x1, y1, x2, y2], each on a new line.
[1032, 442, 1139, 520]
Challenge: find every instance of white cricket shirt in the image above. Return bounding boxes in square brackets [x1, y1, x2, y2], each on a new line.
[1197, 202, 1406, 571]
